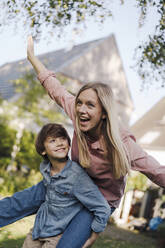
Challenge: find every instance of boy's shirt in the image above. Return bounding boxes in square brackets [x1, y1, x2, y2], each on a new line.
[32, 158, 111, 240]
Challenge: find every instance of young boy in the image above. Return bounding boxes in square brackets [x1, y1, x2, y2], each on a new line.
[2, 123, 111, 248]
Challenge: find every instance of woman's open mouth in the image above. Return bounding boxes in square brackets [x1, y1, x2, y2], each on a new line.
[79, 117, 90, 123]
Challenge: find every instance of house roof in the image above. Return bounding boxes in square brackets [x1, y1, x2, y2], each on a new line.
[0, 34, 132, 106]
[0, 36, 106, 99]
[131, 97, 165, 151]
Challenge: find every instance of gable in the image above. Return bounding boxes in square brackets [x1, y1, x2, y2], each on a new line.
[131, 97, 165, 151]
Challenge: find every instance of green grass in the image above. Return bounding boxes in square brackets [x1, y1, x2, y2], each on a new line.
[93, 236, 156, 248]
[94, 224, 158, 248]
[0, 216, 158, 248]
[0, 216, 34, 248]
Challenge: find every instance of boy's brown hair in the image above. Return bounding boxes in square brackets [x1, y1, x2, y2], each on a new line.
[35, 123, 71, 160]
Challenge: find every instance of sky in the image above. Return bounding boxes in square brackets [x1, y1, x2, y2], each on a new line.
[0, 1, 164, 125]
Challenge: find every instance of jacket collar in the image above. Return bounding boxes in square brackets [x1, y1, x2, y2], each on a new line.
[40, 158, 72, 178]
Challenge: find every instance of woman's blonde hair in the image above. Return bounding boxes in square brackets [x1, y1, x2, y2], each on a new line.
[75, 82, 130, 179]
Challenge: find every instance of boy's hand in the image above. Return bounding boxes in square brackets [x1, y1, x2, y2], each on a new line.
[27, 35, 34, 60]
[82, 231, 99, 248]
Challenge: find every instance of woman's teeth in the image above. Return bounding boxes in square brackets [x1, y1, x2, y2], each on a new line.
[80, 118, 90, 122]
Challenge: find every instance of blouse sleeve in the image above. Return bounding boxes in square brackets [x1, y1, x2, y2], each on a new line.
[124, 135, 165, 188]
[37, 70, 76, 122]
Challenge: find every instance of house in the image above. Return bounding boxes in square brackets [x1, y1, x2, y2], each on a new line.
[131, 97, 165, 164]
[112, 97, 165, 225]
[130, 97, 165, 220]
[0, 34, 133, 127]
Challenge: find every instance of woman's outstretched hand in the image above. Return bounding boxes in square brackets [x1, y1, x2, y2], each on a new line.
[82, 232, 99, 248]
[27, 35, 34, 60]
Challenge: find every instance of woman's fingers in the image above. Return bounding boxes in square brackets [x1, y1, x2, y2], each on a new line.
[82, 238, 92, 248]
[82, 232, 99, 248]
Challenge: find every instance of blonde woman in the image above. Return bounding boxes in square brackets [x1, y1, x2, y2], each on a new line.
[0, 36, 165, 248]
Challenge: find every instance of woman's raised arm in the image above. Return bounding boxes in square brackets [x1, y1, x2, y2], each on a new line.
[27, 36, 46, 74]
[27, 36, 75, 121]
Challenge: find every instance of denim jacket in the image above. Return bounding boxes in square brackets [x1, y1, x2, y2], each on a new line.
[0, 181, 45, 227]
[0, 159, 111, 239]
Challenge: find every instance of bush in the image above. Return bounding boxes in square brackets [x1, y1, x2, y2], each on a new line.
[0, 123, 43, 196]
[0, 123, 16, 168]
[158, 221, 165, 237]
[157, 221, 165, 248]
[0, 169, 42, 196]
[15, 129, 42, 171]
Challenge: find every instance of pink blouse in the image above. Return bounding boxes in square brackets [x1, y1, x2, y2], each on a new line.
[38, 70, 165, 208]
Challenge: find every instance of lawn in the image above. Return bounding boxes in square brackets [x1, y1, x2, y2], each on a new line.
[0, 216, 158, 248]
[0, 216, 34, 248]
